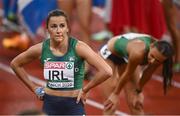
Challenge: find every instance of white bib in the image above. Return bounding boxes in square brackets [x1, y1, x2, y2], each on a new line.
[44, 61, 74, 88]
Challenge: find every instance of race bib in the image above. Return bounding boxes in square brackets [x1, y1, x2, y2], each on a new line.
[44, 61, 74, 88]
[100, 45, 112, 59]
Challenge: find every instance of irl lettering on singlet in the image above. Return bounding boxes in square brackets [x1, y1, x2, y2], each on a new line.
[44, 61, 74, 88]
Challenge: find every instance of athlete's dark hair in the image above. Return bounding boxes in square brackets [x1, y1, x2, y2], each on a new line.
[46, 9, 69, 29]
[154, 41, 174, 95]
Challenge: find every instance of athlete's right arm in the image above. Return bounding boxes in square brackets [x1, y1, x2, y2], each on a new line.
[10, 43, 42, 93]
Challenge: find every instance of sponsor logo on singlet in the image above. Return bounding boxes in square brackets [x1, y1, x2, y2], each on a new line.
[44, 61, 74, 88]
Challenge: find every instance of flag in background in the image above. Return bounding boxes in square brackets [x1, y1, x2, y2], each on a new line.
[18, 0, 57, 37]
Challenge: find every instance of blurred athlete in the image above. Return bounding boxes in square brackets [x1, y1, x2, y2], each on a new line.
[99, 33, 174, 114]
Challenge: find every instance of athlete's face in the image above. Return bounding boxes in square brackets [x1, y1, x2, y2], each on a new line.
[148, 46, 167, 65]
[47, 16, 69, 42]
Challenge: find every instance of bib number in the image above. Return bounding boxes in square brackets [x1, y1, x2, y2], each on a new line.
[100, 45, 111, 59]
[44, 61, 74, 88]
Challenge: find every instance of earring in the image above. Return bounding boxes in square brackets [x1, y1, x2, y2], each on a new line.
[46, 31, 50, 38]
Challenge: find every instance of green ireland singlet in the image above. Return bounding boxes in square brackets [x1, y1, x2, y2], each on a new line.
[114, 33, 152, 63]
[41, 37, 85, 90]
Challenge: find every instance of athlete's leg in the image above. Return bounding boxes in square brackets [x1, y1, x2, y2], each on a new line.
[76, 0, 92, 44]
[57, 0, 74, 18]
[100, 59, 117, 99]
[98, 45, 123, 115]
[123, 66, 144, 115]
[162, 0, 180, 72]
[103, 62, 127, 115]
[101, 59, 118, 115]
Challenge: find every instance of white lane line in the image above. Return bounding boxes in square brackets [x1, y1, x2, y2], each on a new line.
[152, 75, 180, 88]
[0, 62, 127, 115]
[86, 99, 127, 115]
[0, 62, 46, 86]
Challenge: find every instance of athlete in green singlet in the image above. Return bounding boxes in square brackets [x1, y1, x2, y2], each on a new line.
[99, 33, 174, 115]
[10, 9, 112, 115]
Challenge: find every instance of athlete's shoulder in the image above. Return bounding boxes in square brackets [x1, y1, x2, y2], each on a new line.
[75, 40, 94, 58]
[76, 40, 89, 49]
[30, 42, 43, 50]
[26, 42, 43, 56]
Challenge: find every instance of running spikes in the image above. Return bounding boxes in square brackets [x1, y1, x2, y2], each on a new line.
[92, 30, 113, 41]
[173, 63, 180, 73]
[2, 33, 30, 51]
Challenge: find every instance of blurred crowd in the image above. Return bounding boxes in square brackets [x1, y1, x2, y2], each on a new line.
[0, 0, 180, 72]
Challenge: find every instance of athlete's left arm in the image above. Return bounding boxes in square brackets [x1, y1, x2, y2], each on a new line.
[137, 62, 160, 92]
[76, 41, 112, 93]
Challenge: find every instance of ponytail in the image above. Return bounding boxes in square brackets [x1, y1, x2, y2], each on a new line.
[162, 56, 173, 94]
[154, 41, 174, 95]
